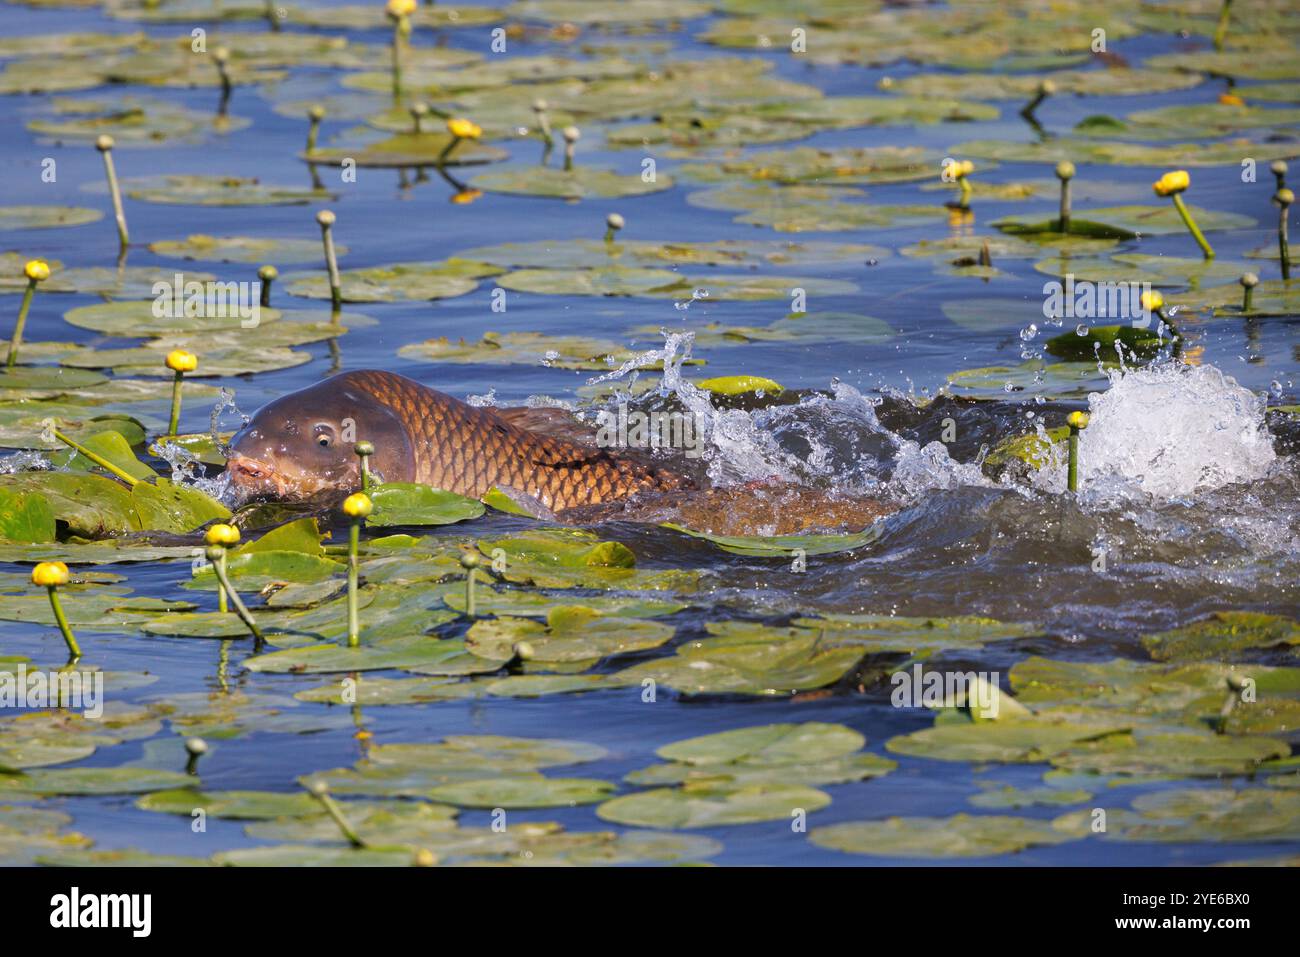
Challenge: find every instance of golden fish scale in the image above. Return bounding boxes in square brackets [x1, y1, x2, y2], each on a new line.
[347, 371, 684, 511]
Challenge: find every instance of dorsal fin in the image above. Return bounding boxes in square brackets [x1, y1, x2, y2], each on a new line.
[493, 406, 601, 448]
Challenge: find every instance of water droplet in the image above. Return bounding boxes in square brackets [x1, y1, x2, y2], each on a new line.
[1076, 323, 1089, 336]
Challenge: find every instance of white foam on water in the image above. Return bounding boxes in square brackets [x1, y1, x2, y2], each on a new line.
[590, 330, 986, 495]
[1042, 362, 1277, 499]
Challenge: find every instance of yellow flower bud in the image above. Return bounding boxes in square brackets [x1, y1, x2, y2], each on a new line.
[204, 523, 241, 547]
[1140, 290, 1164, 312]
[1153, 170, 1190, 196]
[446, 117, 482, 140]
[23, 259, 50, 282]
[946, 158, 977, 179]
[343, 492, 373, 518]
[165, 349, 198, 373]
[1066, 411, 1090, 430]
[32, 561, 69, 587]
[385, 0, 416, 18]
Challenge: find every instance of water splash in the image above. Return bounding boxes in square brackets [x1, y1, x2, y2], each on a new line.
[0, 450, 50, 474]
[209, 388, 248, 457]
[1040, 362, 1277, 499]
[584, 330, 987, 497]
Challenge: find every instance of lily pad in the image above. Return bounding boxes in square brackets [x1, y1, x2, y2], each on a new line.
[465, 606, 675, 666]
[471, 166, 675, 200]
[687, 183, 945, 232]
[117, 175, 335, 206]
[1142, 612, 1300, 663]
[399, 331, 644, 370]
[598, 782, 830, 828]
[0, 767, 191, 797]
[497, 267, 856, 301]
[811, 814, 1072, 858]
[0, 205, 102, 231]
[426, 776, 615, 809]
[147, 234, 339, 264]
[283, 260, 497, 302]
[307, 132, 508, 169]
[367, 483, 486, 527]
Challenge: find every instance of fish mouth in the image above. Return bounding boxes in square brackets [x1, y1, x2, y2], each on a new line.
[223, 453, 317, 502]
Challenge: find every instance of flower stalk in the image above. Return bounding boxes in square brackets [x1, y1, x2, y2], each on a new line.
[33, 562, 80, 660]
[1066, 411, 1089, 493]
[165, 350, 197, 437]
[343, 492, 372, 648]
[206, 545, 262, 642]
[6, 259, 49, 369]
[316, 210, 343, 309]
[95, 135, 129, 250]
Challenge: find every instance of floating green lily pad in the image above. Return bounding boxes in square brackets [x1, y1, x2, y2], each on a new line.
[598, 782, 830, 828]
[147, 234, 338, 264]
[398, 331, 643, 370]
[367, 483, 486, 527]
[137, 788, 321, 820]
[427, 776, 615, 809]
[0, 205, 102, 231]
[457, 238, 886, 269]
[308, 132, 508, 169]
[497, 267, 856, 301]
[811, 814, 1073, 858]
[471, 166, 675, 200]
[1142, 612, 1300, 663]
[688, 183, 945, 232]
[117, 175, 335, 206]
[1053, 787, 1300, 843]
[283, 260, 497, 302]
[466, 606, 675, 666]
[0, 767, 192, 797]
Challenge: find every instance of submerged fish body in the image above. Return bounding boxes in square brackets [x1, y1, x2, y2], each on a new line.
[226, 369, 693, 511]
[228, 369, 896, 534]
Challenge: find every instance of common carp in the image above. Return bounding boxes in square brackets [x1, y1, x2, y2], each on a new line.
[225, 369, 893, 534]
[225, 369, 693, 512]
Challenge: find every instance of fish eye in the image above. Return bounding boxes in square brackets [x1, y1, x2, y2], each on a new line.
[313, 424, 336, 448]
